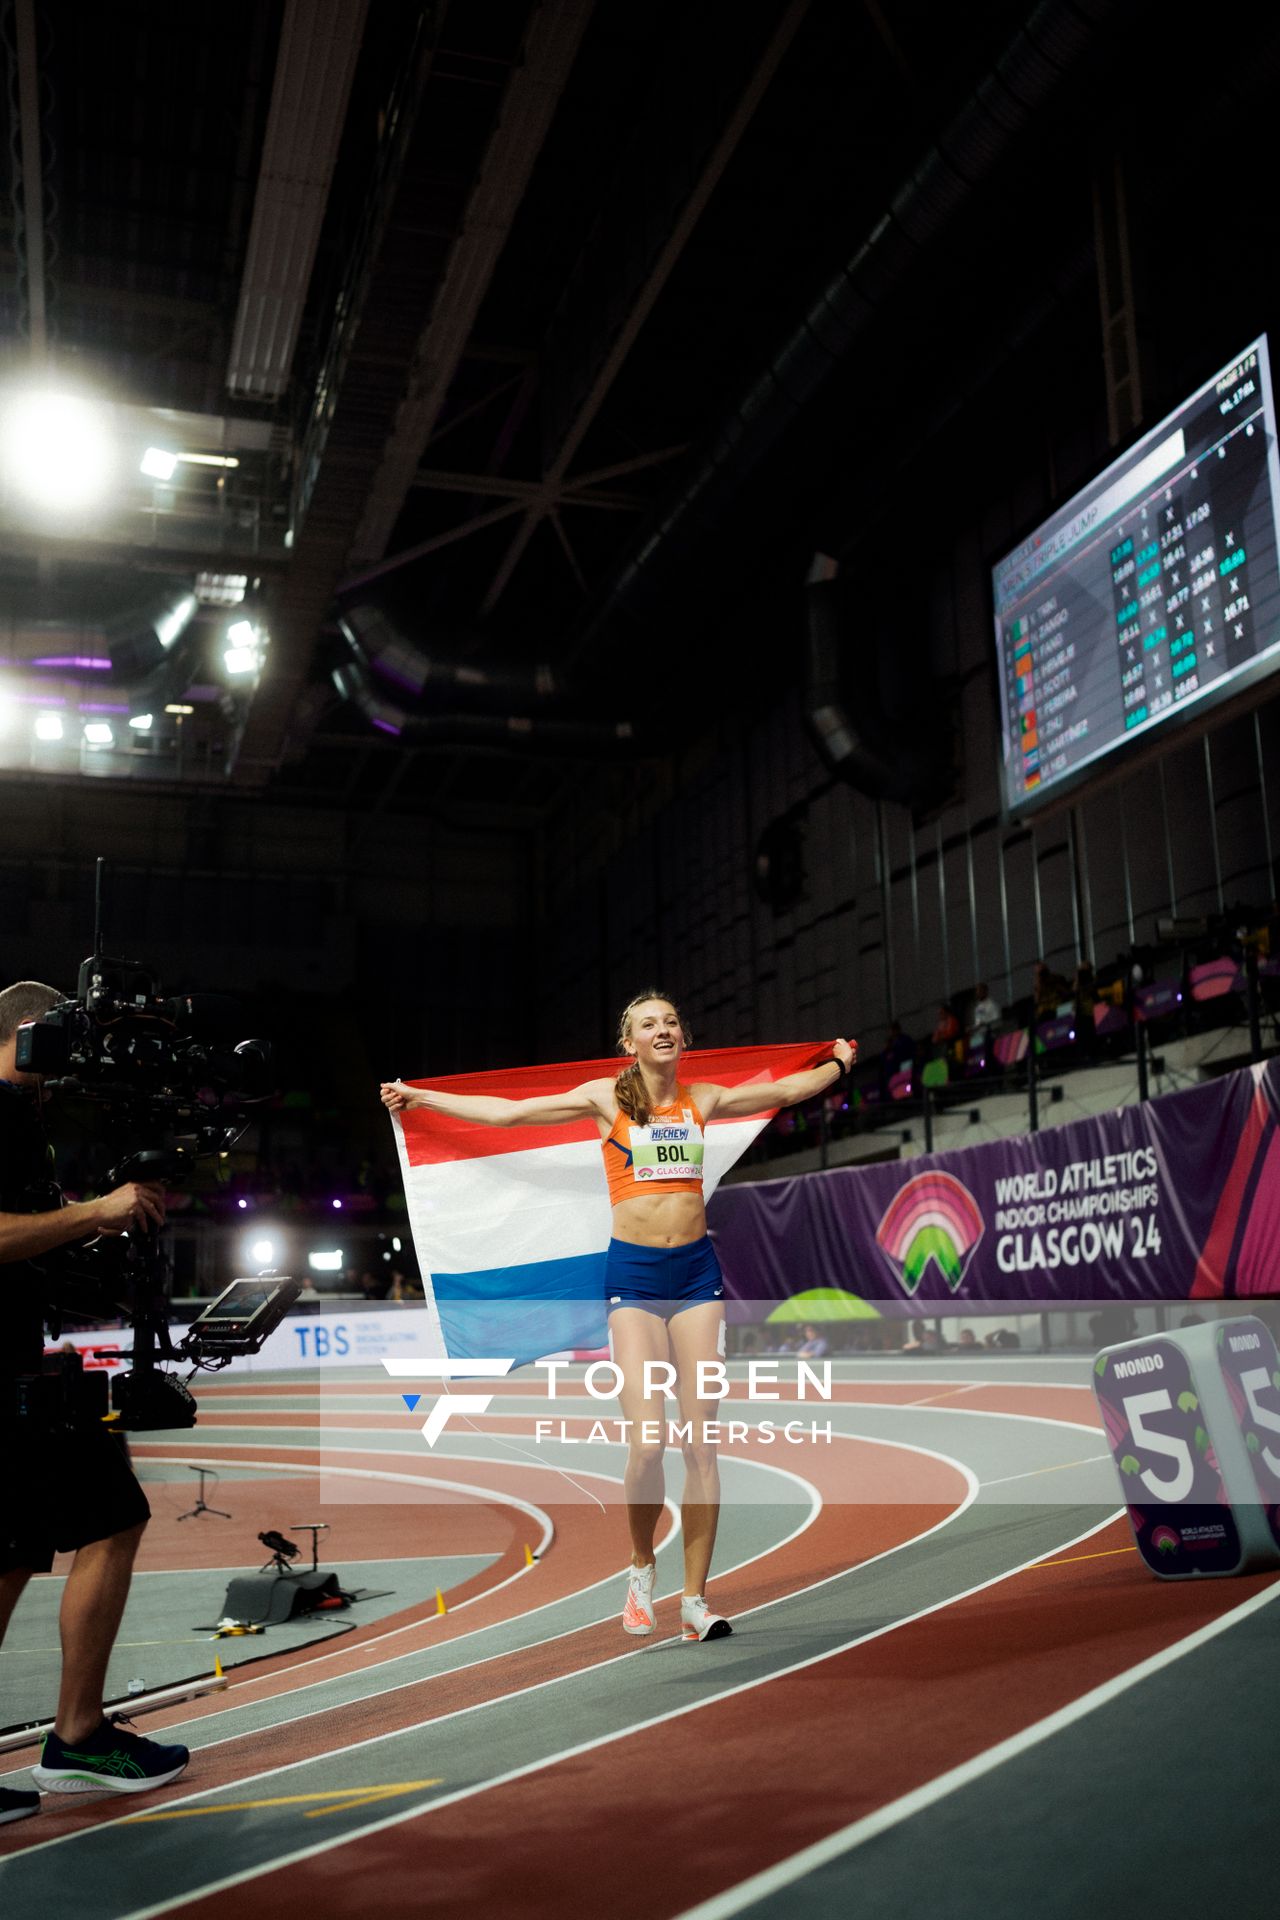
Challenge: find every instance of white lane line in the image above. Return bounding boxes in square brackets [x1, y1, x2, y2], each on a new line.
[138, 1459, 558, 1558]
[981, 1453, 1112, 1488]
[110, 1502, 1116, 1920]
[674, 1572, 1280, 1920]
[904, 1385, 980, 1407]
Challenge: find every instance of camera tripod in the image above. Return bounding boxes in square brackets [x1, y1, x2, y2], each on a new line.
[177, 1466, 231, 1521]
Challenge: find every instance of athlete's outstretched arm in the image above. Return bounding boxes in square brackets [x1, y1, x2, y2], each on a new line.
[694, 1037, 857, 1121]
[380, 1076, 613, 1128]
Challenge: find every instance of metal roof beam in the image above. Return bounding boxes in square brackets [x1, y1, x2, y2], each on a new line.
[346, 0, 596, 569]
[225, 0, 371, 400]
[477, 0, 810, 616]
[13, 0, 47, 356]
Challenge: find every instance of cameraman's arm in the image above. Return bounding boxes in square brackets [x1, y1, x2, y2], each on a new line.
[0, 1182, 165, 1264]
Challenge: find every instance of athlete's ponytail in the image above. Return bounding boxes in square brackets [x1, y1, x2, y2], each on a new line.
[614, 988, 692, 1127]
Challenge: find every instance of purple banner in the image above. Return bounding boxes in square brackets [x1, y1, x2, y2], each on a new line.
[707, 1059, 1280, 1309]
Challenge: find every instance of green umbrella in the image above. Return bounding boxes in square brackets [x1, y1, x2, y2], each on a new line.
[765, 1287, 881, 1323]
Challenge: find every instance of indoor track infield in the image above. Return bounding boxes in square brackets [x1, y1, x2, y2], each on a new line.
[1, 1356, 1276, 1920]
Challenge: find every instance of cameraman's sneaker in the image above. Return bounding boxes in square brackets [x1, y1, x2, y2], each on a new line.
[0, 1786, 40, 1824]
[680, 1594, 731, 1642]
[621, 1560, 657, 1635]
[33, 1718, 189, 1795]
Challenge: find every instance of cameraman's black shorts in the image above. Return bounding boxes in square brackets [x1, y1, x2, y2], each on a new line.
[1, 1425, 151, 1575]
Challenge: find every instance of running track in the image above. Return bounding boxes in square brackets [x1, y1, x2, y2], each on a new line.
[1, 1357, 1275, 1919]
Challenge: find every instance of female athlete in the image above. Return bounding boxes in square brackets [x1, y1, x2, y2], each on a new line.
[381, 991, 856, 1643]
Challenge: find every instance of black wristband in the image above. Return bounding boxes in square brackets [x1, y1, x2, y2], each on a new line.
[828, 1055, 849, 1081]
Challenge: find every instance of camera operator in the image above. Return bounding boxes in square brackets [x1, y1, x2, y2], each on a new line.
[0, 981, 189, 1821]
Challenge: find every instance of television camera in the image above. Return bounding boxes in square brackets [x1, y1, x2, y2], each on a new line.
[12, 860, 301, 1432]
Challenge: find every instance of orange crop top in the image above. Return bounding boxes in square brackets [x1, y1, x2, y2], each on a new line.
[601, 1087, 707, 1207]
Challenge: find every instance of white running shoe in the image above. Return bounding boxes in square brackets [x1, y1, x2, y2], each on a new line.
[621, 1561, 657, 1635]
[680, 1594, 732, 1642]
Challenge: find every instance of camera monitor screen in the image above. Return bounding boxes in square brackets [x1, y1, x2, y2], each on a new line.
[992, 335, 1280, 817]
[198, 1279, 279, 1323]
[186, 1275, 301, 1351]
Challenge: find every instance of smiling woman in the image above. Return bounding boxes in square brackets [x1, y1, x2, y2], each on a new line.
[381, 989, 857, 1645]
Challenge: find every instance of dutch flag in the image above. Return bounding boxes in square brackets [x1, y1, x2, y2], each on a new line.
[389, 1041, 831, 1365]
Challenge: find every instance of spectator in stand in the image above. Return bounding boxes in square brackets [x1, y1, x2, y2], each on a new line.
[1072, 959, 1097, 1023]
[796, 1323, 829, 1359]
[956, 1327, 978, 1349]
[931, 1002, 962, 1061]
[388, 1265, 422, 1301]
[1033, 960, 1071, 1020]
[970, 982, 1001, 1040]
[360, 1267, 391, 1302]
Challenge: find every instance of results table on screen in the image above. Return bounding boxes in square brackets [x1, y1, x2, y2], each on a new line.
[993, 338, 1280, 813]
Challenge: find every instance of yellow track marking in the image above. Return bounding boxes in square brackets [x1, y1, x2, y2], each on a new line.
[1031, 1546, 1137, 1569]
[124, 1780, 443, 1823]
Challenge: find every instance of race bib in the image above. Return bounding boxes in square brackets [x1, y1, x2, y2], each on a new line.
[629, 1110, 705, 1183]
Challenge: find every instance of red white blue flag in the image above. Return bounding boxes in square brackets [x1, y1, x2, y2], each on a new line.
[389, 1042, 828, 1364]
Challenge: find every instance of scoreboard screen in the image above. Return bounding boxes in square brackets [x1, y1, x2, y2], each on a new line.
[992, 336, 1280, 818]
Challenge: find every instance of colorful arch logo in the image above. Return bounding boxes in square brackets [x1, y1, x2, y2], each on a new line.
[875, 1171, 985, 1296]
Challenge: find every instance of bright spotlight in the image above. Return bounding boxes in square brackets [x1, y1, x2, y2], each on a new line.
[128, 713, 154, 731]
[308, 1249, 344, 1273]
[226, 619, 256, 647]
[249, 1237, 276, 1265]
[34, 712, 64, 741]
[155, 593, 198, 649]
[83, 721, 114, 747]
[0, 389, 117, 516]
[141, 446, 178, 480]
[223, 646, 258, 676]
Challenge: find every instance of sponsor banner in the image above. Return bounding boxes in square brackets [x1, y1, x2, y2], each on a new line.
[707, 1059, 1280, 1308]
[45, 1308, 445, 1375]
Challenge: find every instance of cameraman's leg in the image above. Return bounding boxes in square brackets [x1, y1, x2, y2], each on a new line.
[42, 1426, 151, 1740]
[54, 1518, 146, 1742]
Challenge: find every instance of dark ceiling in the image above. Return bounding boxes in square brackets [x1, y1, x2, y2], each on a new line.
[3, 0, 1279, 827]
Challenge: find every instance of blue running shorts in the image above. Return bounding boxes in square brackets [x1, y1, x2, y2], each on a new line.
[605, 1235, 724, 1319]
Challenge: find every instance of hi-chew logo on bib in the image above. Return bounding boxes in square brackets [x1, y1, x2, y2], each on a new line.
[630, 1110, 705, 1182]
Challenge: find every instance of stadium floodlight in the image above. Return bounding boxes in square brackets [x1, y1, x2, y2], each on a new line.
[83, 722, 114, 747]
[155, 592, 198, 650]
[140, 446, 178, 480]
[223, 618, 260, 678]
[34, 712, 64, 741]
[0, 388, 117, 516]
[308, 1249, 344, 1273]
[249, 1237, 276, 1266]
[128, 713, 154, 730]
